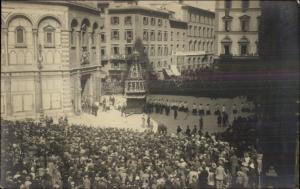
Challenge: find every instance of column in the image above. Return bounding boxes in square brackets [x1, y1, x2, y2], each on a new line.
[96, 32, 101, 65]
[3, 28, 8, 66]
[95, 67, 102, 102]
[5, 73, 12, 116]
[76, 30, 81, 66]
[34, 73, 41, 118]
[32, 29, 38, 63]
[76, 70, 81, 113]
[88, 30, 92, 64]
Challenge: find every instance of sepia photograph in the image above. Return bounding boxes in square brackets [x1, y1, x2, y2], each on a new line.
[0, 0, 299, 188]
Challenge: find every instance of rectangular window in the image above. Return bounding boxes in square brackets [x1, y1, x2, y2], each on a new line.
[150, 31, 155, 41]
[224, 20, 231, 32]
[125, 16, 132, 25]
[224, 44, 230, 55]
[171, 32, 173, 41]
[143, 30, 148, 41]
[111, 17, 119, 25]
[112, 46, 119, 55]
[164, 31, 168, 41]
[241, 44, 248, 55]
[158, 19, 162, 27]
[47, 32, 52, 43]
[16, 29, 24, 44]
[150, 46, 155, 56]
[241, 20, 249, 32]
[111, 30, 119, 40]
[125, 30, 133, 41]
[157, 31, 162, 41]
[125, 46, 132, 55]
[164, 46, 168, 56]
[143, 17, 148, 25]
[101, 48, 106, 56]
[101, 33, 106, 43]
[44, 28, 55, 48]
[151, 18, 156, 26]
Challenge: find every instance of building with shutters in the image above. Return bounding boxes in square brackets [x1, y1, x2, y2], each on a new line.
[1, 1, 104, 119]
[215, 0, 261, 63]
[98, 1, 172, 81]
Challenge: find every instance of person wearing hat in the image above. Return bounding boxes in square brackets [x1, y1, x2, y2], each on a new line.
[215, 162, 227, 189]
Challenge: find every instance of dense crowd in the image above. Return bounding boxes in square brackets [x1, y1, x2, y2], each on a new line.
[2, 117, 263, 189]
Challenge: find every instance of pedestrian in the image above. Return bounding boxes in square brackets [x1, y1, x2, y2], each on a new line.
[215, 162, 227, 189]
[206, 104, 211, 115]
[177, 125, 182, 134]
[185, 125, 191, 137]
[147, 115, 151, 128]
[192, 103, 197, 116]
[174, 108, 178, 120]
[199, 117, 203, 131]
[217, 114, 222, 127]
[192, 125, 197, 136]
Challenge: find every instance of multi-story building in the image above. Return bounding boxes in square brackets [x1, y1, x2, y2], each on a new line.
[160, 2, 216, 73]
[98, 2, 172, 81]
[1, 1, 104, 119]
[215, 0, 261, 63]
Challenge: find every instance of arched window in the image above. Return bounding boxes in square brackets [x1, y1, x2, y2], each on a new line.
[15, 26, 26, 46]
[44, 25, 55, 47]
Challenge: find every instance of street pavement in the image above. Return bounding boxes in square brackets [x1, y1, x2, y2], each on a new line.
[68, 95, 254, 134]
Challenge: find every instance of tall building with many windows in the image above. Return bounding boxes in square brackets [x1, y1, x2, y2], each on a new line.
[1, 1, 104, 119]
[161, 2, 215, 73]
[215, 0, 261, 63]
[98, 2, 172, 81]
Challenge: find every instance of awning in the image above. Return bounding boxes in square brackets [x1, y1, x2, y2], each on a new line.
[170, 65, 181, 76]
[164, 68, 174, 76]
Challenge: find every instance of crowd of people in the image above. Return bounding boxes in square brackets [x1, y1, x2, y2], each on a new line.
[2, 117, 264, 189]
[145, 97, 253, 123]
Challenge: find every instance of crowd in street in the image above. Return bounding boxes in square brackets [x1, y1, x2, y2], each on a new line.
[1, 116, 266, 189]
[145, 97, 254, 127]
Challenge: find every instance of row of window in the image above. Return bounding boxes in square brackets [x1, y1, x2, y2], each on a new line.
[111, 16, 133, 25]
[188, 13, 214, 25]
[188, 26, 214, 38]
[223, 17, 258, 32]
[14, 26, 56, 48]
[143, 17, 166, 27]
[189, 41, 214, 52]
[225, 0, 250, 10]
[111, 30, 133, 41]
[111, 16, 167, 27]
[222, 42, 257, 56]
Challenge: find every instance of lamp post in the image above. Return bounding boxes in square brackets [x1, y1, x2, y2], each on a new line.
[37, 44, 44, 123]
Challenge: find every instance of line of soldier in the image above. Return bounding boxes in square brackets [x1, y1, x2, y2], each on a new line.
[146, 98, 253, 120]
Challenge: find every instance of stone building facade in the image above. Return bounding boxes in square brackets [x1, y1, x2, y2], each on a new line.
[98, 2, 172, 81]
[1, 1, 104, 119]
[98, 1, 215, 80]
[150, 2, 215, 73]
[215, 0, 261, 62]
